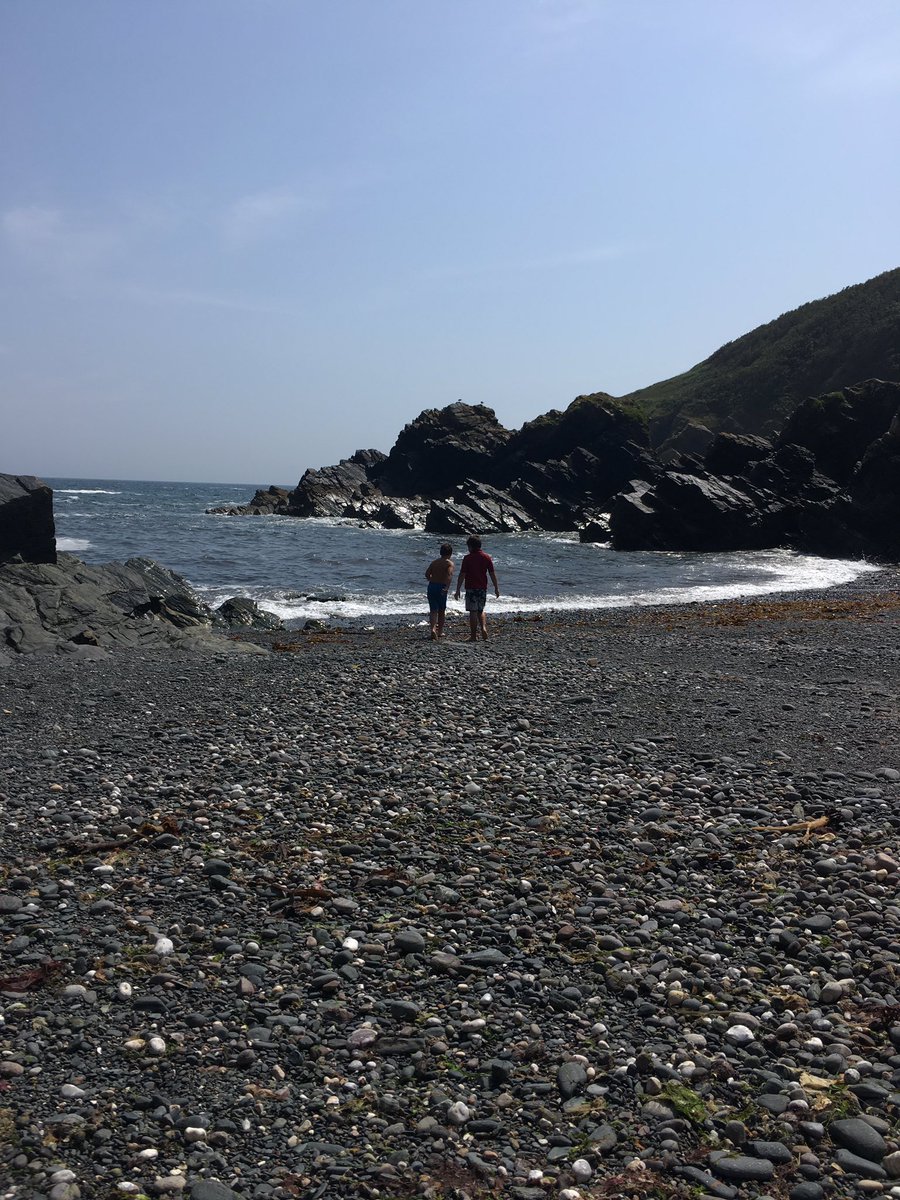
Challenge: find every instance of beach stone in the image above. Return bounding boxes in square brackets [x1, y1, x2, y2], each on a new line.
[394, 928, 426, 954]
[557, 1061, 587, 1099]
[711, 1156, 775, 1183]
[835, 1149, 887, 1178]
[190, 1183, 238, 1200]
[830, 1118, 887, 1162]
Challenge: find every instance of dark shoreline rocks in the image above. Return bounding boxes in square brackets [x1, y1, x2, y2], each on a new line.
[0, 472, 286, 656]
[209, 381, 900, 562]
[0, 473, 57, 565]
[2, 575, 899, 1198]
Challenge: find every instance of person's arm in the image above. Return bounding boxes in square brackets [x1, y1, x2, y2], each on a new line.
[425, 562, 434, 581]
[489, 562, 500, 597]
[454, 561, 466, 599]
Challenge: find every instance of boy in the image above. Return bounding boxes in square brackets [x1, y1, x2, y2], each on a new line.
[425, 543, 454, 640]
[454, 535, 500, 642]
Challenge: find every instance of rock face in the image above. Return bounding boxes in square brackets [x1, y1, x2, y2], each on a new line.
[372, 403, 511, 497]
[212, 381, 900, 559]
[0, 473, 56, 565]
[609, 380, 900, 557]
[0, 553, 279, 656]
[212, 400, 648, 537]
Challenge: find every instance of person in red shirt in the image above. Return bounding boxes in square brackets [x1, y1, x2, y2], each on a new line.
[454, 535, 500, 642]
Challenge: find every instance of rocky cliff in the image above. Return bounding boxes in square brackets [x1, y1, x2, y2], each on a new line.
[212, 379, 900, 561]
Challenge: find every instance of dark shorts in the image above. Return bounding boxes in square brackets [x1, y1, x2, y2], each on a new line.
[427, 582, 448, 611]
[464, 588, 487, 613]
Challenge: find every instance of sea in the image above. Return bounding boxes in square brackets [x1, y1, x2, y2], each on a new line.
[48, 478, 880, 628]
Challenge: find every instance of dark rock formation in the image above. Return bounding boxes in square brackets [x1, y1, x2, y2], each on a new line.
[846, 408, 900, 558]
[0, 473, 56, 565]
[425, 480, 538, 535]
[658, 420, 716, 461]
[704, 432, 773, 476]
[371, 403, 511, 497]
[214, 597, 284, 630]
[777, 379, 900, 484]
[609, 380, 900, 557]
[289, 458, 373, 518]
[211, 382, 900, 559]
[209, 485, 292, 516]
[0, 554, 271, 657]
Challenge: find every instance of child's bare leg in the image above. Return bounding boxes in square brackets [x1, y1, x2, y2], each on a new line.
[467, 611, 478, 641]
[437, 610, 446, 638]
[479, 612, 488, 640]
[429, 609, 438, 640]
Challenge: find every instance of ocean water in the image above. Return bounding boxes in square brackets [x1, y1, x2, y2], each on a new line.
[49, 478, 880, 626]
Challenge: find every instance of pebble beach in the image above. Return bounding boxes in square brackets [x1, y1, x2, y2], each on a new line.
[3, 571, 900, 1200]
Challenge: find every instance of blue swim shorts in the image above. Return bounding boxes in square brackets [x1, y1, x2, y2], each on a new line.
[427, 582, 448, 611]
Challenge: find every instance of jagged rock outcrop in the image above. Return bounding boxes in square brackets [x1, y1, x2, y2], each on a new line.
[289, 458, 374, 519]
[609, 380, 900, 557]
[214, 596, 284, 630]
[209, 485, 292, 516]
[0, 553, 275, 657]
[704, 433, 773, 476]
[0, 473, 56, 564]
[210, 382, 900, 558]
[845, 408, 900, 558]
[371, 403, 511, 497]
[425, 480, 539, 535]
[777, 379, 900, 485]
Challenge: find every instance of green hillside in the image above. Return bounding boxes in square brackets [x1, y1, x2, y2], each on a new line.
[606, 267, 900, 445]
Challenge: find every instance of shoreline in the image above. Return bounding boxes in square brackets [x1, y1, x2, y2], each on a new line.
[264, 557, 894, 634]
[2, 571, 899, 1198]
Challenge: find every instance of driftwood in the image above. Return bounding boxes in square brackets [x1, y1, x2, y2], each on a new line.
[752, 815, 829, 837]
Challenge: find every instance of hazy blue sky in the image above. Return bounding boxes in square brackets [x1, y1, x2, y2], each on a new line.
[3, 1, 899, 483]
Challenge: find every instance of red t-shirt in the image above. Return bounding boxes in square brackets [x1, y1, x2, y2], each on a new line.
[460, 549, 494, 591]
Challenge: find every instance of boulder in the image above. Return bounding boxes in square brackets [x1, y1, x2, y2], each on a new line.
[215, 597, 283, 630]
[0, 473, 56, 564]
[610, 472, 770, 552]
[288, 459, 372, 518]
[425, 480, 538, 535]
[344, 495, 427, 529]
[0, 554, 263, 655]
[207, 485, 292, 516]
[578, 515, 611, 544]
[371, 403, 512, 497]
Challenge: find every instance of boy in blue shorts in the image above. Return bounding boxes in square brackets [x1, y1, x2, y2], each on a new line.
[425, 543, 454, 640]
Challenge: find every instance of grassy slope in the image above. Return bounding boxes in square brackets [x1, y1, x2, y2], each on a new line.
[592, 267, 900, 445]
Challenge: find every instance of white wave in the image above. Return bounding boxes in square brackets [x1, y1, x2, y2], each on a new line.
[196, 554, 880, 623]
[56, 488, 121, 495]
[56, 537, 92, 552]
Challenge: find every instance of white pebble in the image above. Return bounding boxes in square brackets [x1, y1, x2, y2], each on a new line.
[572, 1157, 592, 1182]
[725, 1024, 755, 1045]
[447, 1101, 471, 1125]
[342, 936, 359, 952]
[117, 982, 133, 999]
[154, 936, 174, 956]
[147, 1036, 167, 1056]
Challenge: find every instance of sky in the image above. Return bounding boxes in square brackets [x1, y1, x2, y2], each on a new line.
[2, 1, 899, 484]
